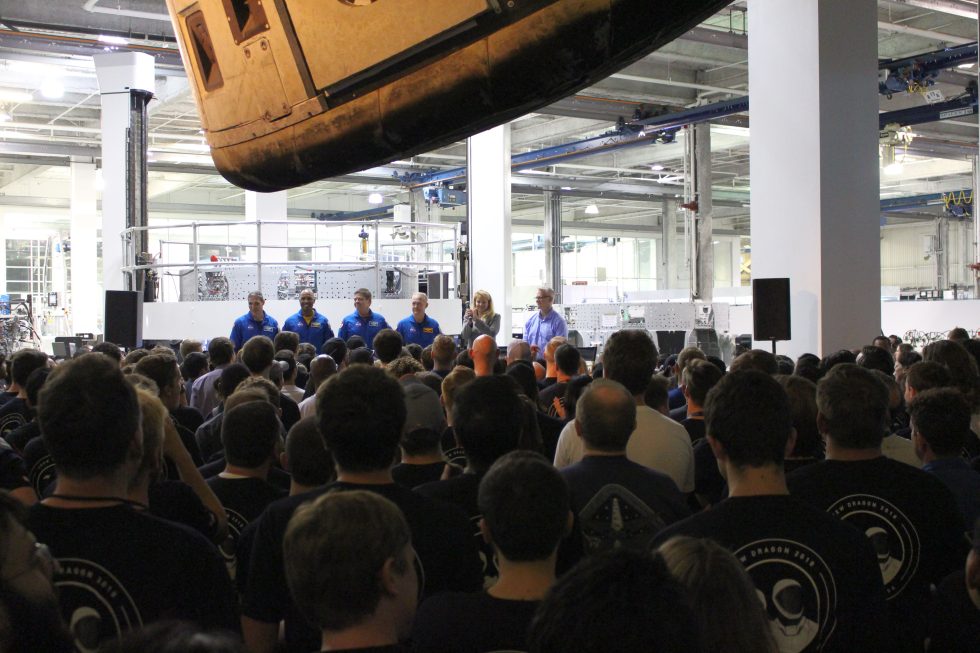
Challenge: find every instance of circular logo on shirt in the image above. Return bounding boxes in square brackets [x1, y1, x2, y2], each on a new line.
[736, 539, 837, 653]
[219, 509, 250, 580]
[55, 558, 142, 652]
[29, 454, 57, 496]
[827, 494, 918, 599]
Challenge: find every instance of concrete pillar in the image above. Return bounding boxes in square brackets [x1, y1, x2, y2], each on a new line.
[93, 52, 155, 292]
[693, 122, 713, 302]
[466, 125, 512, 343]
[70, 160, 100, 334]
[542, 190, 562, 302]
[749, 0, 879, 356]
[660, 197, 681, 289]
[247, 190, 289, 262]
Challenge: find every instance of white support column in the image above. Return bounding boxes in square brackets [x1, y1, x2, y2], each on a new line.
[94, 52, 155, 292]
[749, 0, 879, 356]
[246, 191, 289, 267]
[693, 122, 713, 302]
[466, 125, 512, 344]
[70, 160, 100, 334]
[660, 198, 681, 289]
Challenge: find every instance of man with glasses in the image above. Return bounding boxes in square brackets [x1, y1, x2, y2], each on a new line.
[524, 287, 567, 358]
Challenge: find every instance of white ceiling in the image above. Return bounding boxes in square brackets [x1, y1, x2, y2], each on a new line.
[0, 0, 975, 234]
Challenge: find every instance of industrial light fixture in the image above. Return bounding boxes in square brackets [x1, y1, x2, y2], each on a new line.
[0, 105, 11, 123]
[584, 203, 599, 215]
[650, 163, 665, 171]
[957, 62, 974, 69]
[367, 192, 384, 204]
[98, 34, 129, 46]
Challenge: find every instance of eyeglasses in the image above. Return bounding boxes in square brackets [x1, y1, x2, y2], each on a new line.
[2, 542, 60, 584]
[535, 295, 553, 301]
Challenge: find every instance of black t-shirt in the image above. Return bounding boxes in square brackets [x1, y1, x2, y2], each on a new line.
[172, 405, 204, 434]
[207, 475, 286, 580]
[928, 568, 980, 652]
[242, 481, 482, 652]
[164, 418, 204, 481]
[680, 417, 705, 444]
[392, 462, 452, 489]
[0, 397, 30, 439]
[415, 473, 495, 586]
[195, 412, 224, 463]
[536, 411, 564, 462]
[198, 457, 292, 492]
[0, 437, 29, 493]
[147, 479, 220, 541]
[538, 382, 567, 417]
[652, 495, 889, 653]
[692, 437, 726, 505]
[280, 393, 300, 431]
[410, 591, 538, 653]
[5, 418, 38, 452]
[561, 455, 689, 554]
[23, 434, 55, 497]
[27, 503, 238, 650]
[787, 457, 968, 650]
[0, 390, 16, 408]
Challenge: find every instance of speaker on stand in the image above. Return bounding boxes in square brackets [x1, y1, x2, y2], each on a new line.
[104, 290, 143, 349]
[752, 278, 791, 354]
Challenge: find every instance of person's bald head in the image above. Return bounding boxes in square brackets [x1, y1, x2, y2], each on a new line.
[471, 334, 498, 376]
[309, 355, 338, 390]
[506, 340, 531, 365]
[575, 379, 637, 452]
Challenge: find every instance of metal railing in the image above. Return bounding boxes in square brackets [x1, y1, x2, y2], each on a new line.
[120, 218, 459, 301]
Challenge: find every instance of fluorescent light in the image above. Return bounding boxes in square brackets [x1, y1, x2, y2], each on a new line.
[883, 162, 904, 176]
[40, 79, 64, 100]
[650, 164, 665, 171]
[0, 111, 10, 123]
[957, 62, 974, 69]
[98, 35, 129, 46]
[584, 203, 599, 215]
[367, 192, 383, 204]
[0, 90, 31, 104]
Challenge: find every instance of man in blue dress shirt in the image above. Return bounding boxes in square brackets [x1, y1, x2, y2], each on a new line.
[523, 286, 567, 357]
[337, 288, 389, 350]
[230, 291, 279, 350]
[282, 288, 334, 353]
[396, 292, 441, 348]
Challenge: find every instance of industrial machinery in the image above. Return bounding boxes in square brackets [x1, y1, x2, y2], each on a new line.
[164, 0, 730, 191]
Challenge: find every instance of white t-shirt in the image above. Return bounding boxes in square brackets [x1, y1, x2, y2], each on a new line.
[554, 404, 695, 493]
[298, 395, 316, 420]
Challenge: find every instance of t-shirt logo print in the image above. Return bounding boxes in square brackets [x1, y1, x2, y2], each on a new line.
[736, 539, 837, 653]
[827, 494, 919, 599]
[579, 484, 666, 553]
[55, 558, 142, 652]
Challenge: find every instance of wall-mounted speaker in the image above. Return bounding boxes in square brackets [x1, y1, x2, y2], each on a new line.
[752, 278, 791, 342]
[104, 290, 143, 349]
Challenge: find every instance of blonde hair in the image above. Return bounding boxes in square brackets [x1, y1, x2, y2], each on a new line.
[658, 536, 778, 653]
[473, 290, 495, 321]
[133, 388, 167, 487]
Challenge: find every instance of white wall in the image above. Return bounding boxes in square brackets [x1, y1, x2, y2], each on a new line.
[880, 220, 973, 288]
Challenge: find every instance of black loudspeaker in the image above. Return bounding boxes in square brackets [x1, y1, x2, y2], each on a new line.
[104, 291, 143, 349]
[752, 278, 791, 342]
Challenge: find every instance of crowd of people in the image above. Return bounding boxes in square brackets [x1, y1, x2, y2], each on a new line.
[0, 287, 978, 653]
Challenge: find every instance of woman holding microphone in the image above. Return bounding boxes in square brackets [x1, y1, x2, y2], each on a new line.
[460, 289, 500, 347]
